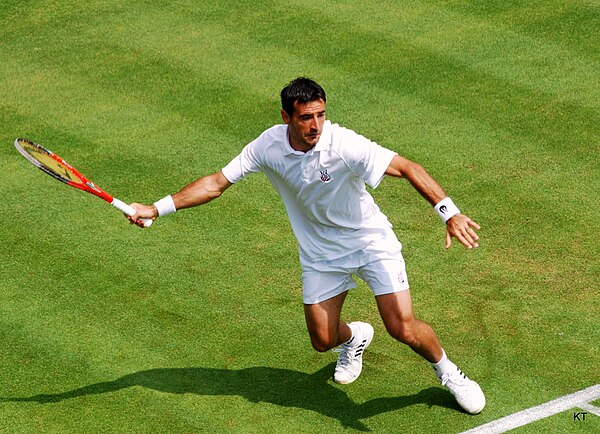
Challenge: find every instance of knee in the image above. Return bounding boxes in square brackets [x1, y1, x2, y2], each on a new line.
[309, 332, 338, 353]
[387, 320, 418, 346]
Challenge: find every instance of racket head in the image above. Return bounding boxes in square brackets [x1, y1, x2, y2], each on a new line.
[14, 138, 152, 226]
[14, 138, 112, 202]
[15, 138, 83, 185]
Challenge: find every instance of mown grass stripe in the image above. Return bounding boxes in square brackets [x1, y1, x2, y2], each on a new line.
[1, 1, 598, 432]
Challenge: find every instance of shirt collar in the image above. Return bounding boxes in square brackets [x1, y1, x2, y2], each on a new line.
[282, 128, 301, 155]
[314, 120, 331, 152]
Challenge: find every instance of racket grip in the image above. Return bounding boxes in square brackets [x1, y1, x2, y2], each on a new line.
[111, 198, 154, 228]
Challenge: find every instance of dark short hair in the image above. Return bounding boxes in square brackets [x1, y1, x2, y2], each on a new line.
[281, 77, 326, 116]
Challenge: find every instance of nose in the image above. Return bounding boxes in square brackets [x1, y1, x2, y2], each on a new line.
[310, 116, 319, 131]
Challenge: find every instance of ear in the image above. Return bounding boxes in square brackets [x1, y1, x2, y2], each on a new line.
[281, 109, 290, 124]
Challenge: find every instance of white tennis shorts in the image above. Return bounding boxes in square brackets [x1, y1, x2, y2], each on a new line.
[301, 231, 410, 304]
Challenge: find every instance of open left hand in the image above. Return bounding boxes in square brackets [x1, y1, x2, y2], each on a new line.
[446, 214, 480, 249]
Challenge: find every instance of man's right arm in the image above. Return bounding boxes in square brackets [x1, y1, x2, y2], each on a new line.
[128, 171, 232, 227]
[170, 170, 232, 210]
[128, 132, 264, 227]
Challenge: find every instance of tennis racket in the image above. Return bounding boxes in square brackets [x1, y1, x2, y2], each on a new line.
[14, 138, 153, 227]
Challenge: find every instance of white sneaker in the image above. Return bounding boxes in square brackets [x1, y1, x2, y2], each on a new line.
[333, 322, 374, 384]
[440, 367, 486, 414]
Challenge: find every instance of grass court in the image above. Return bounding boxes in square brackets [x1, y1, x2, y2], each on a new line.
[0, 1, 598, 432]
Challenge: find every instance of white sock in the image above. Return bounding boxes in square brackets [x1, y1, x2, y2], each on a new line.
[431, 349, 458, 379]
[343, 323, 359, 346]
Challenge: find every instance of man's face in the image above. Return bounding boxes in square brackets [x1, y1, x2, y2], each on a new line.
[281, 99, 326, 152]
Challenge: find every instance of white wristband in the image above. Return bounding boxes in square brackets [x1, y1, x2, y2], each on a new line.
[153, 195, 176, 217]
[434, 197, 460, 223]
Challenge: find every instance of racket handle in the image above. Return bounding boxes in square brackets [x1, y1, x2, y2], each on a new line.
[111, 198, 154, 228]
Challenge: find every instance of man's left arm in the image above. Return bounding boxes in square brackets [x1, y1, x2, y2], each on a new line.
[385, 155, 480, 250]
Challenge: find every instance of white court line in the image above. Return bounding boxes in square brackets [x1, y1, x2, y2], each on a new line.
[579, 403, 600, 417]
[462, 384, 600, 434]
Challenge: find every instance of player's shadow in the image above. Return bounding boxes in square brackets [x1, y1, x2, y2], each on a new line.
[1, 364, 457, 431]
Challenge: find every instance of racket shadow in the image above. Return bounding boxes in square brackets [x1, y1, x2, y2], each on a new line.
[1, 364, 457, 431]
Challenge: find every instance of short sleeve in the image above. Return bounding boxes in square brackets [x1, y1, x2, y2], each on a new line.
[336, 127, 397, 188]
[221, 138, 263, 183]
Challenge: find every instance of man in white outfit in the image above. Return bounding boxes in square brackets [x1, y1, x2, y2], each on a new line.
[129, 77, 486, 414]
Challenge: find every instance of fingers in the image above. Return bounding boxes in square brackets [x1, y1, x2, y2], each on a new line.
[446, 215, 481, 250]
[468, 219, 481, 231]
[130, 217, 153, 228]
[127, 215, 149, 228]
[456, 229, 478, 249]
[125, 203, 156, 229]
[461, 218, 480, 248]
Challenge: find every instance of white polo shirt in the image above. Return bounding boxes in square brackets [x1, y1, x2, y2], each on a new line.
[222, 120, 397, 262]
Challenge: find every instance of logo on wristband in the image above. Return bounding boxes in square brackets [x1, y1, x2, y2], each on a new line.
[439, 205, 448, 214]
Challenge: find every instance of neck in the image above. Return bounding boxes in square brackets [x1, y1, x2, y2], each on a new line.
[288, 130, 314, 153]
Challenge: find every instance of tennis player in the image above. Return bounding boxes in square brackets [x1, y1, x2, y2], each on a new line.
[129, 77, 485, 414]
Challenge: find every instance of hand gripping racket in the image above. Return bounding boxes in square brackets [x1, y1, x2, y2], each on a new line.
[14, 138, 153, 227]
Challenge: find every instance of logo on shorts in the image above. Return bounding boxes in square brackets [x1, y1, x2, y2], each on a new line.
[397, 272, 405, 284]
[319, 169, 332, 183]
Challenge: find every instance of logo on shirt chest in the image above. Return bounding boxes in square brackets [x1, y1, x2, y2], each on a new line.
[319, 169, 332, 183]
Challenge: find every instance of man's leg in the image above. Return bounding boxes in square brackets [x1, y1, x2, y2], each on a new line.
[304, 291, 374, 384]
[303, 291, 351, 352]
[375, 290, 485, 414]
[374, 290, 442, 362]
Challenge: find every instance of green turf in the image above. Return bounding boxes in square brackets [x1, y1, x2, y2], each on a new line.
[1, 1, 598, 432]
